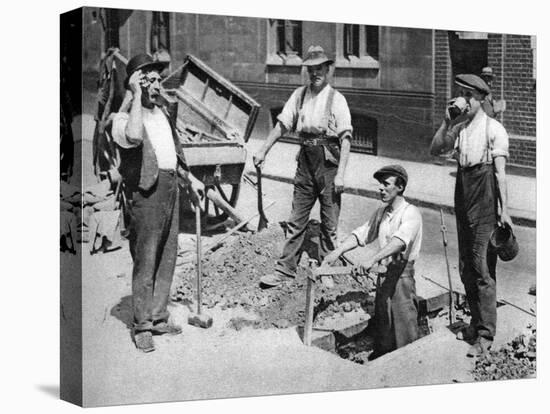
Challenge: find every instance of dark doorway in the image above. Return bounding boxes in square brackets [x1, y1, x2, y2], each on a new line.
[448, 31, 488, 95]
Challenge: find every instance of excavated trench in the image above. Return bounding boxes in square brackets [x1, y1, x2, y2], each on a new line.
[171, 223, 469, 365]
[330, 296, 469, 364]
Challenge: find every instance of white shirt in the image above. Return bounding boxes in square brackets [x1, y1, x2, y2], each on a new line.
[277, 84, 353, 137]
[449, 111, 509, 167]
[112, 106, 177, 170]
[351, 199, 423, 264]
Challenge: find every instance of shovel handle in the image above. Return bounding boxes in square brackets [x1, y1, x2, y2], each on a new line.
[195, 207, 202, 315]
[255, 165, 269, 231]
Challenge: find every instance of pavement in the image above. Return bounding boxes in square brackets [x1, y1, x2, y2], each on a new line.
[244, 138, 536, 226]
[71, 113, 537, 407]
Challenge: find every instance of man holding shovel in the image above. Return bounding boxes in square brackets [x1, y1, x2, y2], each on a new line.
[253, 45, 352, 288]
[112, 54, 204, 352]
[322, 165, 423, 358]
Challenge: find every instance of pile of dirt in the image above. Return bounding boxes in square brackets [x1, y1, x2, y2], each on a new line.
[472, 325, 536, 381]
[172, 225, 372, 329]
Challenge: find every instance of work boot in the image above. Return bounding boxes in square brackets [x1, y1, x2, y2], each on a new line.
[151, 321, 183, 336]
[260, 272, 294, 288]
[466, 337, 493, 358]
[456, 324, 477, 342]
[134, 331, 155, 353]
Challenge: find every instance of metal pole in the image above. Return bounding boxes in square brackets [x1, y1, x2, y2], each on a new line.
[500, 34, 506, 124]
[440, 209, 455, 324]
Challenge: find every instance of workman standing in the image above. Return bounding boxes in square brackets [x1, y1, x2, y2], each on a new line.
[253, 45, 352, 288]
[322, 165, 423, 358]
[479, 67, 505, 118]
[112, 54, 204, 352]
[430, 74, 512, 357]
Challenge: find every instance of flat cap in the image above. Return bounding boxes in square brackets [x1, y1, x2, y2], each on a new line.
[374, 164, 408, 187]
[455, 74, 490, 95]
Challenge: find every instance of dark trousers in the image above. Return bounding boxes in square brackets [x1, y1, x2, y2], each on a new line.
[457, 221, 497, 339]
[372, 260, 419, 357]
[127, 170, 179, 332]
[275, 146, 340, 277]
[455, 164, 498, 340]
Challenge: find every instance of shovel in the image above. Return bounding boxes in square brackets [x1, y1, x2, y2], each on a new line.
[255, 165, 269, 232]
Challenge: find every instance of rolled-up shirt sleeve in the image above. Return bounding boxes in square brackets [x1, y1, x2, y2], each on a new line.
[351, 209, 381, 246]
[112, 112, 139, 149]
[392, 206, 421, 250]
[276, 88, 301, 131]
[333, 92, 353, 138]
[490, 119, 510, 159]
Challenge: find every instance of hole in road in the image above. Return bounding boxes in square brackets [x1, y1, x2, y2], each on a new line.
[315, 292, 471, 365]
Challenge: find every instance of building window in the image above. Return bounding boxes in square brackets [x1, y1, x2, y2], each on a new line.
[150, 11, 170, 56]
[351, 113, 378, 155]
[101, 8, 120, 49]
[276, 20, 302, 57]
[344, 24, 360, 58]
[336, 24, 380, 68]
[267, 19, 303, 66]
[365, 25, 379, 60]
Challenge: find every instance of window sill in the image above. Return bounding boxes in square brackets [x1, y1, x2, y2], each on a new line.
[266, 53, 303, 66]
[335, 55, 380, 69]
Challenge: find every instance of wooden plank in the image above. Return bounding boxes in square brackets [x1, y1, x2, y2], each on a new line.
[313, 264, 387, 277]
[303, 278, 315, 346]
[182, 146, 246, 166]
[186, 55, 260, 109]
[174, 89, 241, 142]
[166, 55, 261, 143]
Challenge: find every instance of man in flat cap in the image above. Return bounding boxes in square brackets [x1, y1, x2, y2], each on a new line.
[430, 74, 513, 357]
[479, 67, 505, 118]
[112, 53, 204, 352]
[254, 45, 353, 287]
[322, 165, 423, 358]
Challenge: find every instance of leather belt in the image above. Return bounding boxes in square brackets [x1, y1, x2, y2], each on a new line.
[159, 169, 177, 176]
[300, 136, 340, 146]
[458, 162, 493, 171]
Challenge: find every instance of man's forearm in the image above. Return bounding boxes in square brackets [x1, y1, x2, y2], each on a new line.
[430, 120, 453, 156]
[371, 237, 406, 264]
[126, 92, 144, 143]
[260, 122, 286, 156]
[336, 135, 351, 178]
[333, 234, 360, 257]
[494, 156, 509, 213]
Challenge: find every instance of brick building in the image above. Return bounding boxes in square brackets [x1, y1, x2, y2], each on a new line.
[73, 7, 536, 168]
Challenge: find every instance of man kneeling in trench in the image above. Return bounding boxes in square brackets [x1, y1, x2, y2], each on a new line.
[322, 165, 423, 358]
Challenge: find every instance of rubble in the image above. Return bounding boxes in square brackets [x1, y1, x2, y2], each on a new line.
[472, 325, 536, 381]
[172, 225, 371, 329]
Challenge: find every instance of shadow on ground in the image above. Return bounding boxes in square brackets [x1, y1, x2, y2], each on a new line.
[110, 295, 134, 329]
[36, 384, 59, 399]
